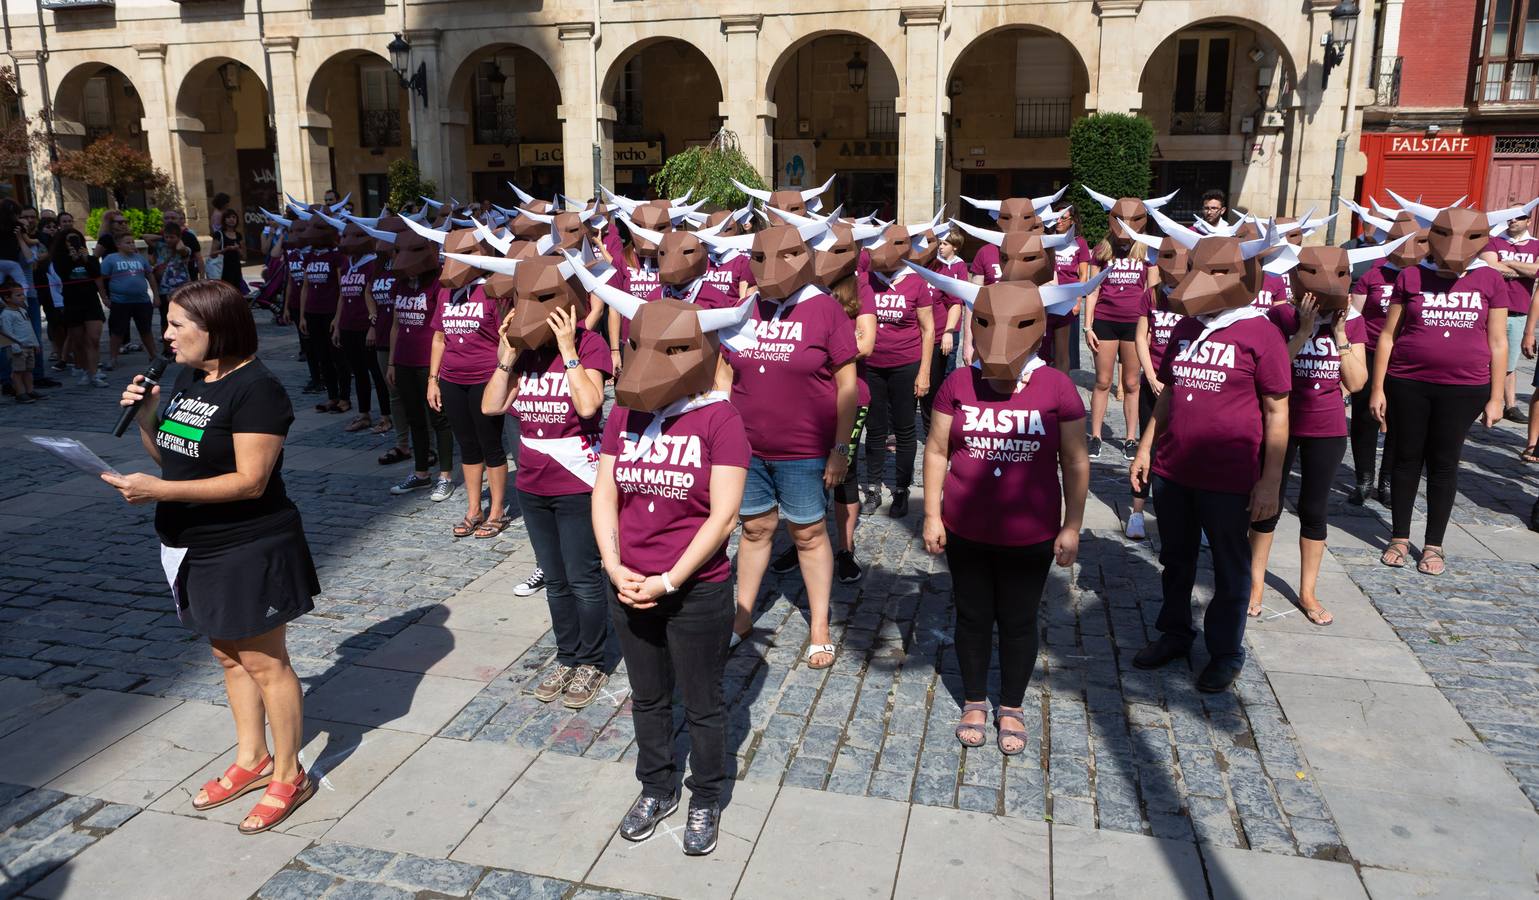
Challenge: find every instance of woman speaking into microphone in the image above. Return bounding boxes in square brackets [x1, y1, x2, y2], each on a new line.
[102, 279, 319, 835]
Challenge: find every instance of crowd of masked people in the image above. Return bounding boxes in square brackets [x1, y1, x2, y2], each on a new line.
[0, 194, 254, 402]
[134, 174, 1535, 854]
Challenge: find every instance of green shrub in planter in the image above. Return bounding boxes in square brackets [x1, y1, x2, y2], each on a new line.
[1067, 113, 1155, 247]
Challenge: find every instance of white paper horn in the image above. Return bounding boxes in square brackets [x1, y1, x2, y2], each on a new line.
[1039, 269, 1110, 315]
[1147, 208, 1202, 250]
[1080, 185, 1119, 212]
[901, 260, 981, 308]
[400, 215, 449, 245]
[563, 249, 644, 320]
[445, 252, 520, 275]
[731, 178, 774, 204]
[949, 218, 1005, 248]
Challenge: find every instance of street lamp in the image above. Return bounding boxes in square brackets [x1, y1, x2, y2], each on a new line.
[1321, 0, 1360, 89]
[388, 33, 429, 106]
[847, 50, 868, 92]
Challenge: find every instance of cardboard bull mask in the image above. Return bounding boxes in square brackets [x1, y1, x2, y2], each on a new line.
[1121, 228, 1191, 290]
[481, 241, 542, 300]
[1427, 208, 1493, 275]
[734, 176, 836, 216]
[441, 252, 585, 351]
[395, 217, 450, 278]
[657, 231, 709, 286]
[868, 225, 912, 273]
[439, 229, 487, 289]
[1288, 236, 1410, 311]
[1083, 187, 1178, 244]
[1148, 207, 1280, 317]
[697, 219, 829, 299]
[951, 219, 1078, 285]
[904, 262, 1107, 382]
[961, 186, 1066, 235]
[566, 259, 755, 411]
[705, 209, 747, 237]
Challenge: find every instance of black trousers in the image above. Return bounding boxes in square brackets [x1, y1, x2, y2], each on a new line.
[1349, 350, 1393, 485]
[1385, 375, 1486, 545]
[1251, 436, 1347, 541]
[864, 360, 920, 492]
[304, 312, 348, 402]
[439, 379, 506, 468]
[1132, 377, 1159, 500]
[919, 345, 948, 436]
[297, 319, 320, 384]
[338, 328, 388, 417]
[832, 405, 869, 505]
[944, 534, 1053, 709]
[613, 578, 733, 807]
[394, 364, 454, 473]
[1152, 476, 1254, 664]
[520, 490, 611, 668]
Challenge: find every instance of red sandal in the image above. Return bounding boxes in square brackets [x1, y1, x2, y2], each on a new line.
[239, 769, 316, 835]
[192, 754, 273, 811]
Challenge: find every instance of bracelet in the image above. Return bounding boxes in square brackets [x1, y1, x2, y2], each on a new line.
[427, 373, 439, 381]
[660, 571, 679, 594]
[496, 362, 514, 373]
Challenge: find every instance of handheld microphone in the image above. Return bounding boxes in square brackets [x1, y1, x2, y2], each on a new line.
[113, 356, 170, 438]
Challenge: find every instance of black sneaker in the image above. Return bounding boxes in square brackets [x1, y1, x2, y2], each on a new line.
[1375, 480, 1392, 506]
[1529, 498, 1539, 534]
[888, 490, 909, 518]
[34, 377, 61, 388]
[835, 550, 864, 584]
[50, 360, 69, 372]
[619, 792, 679, 842]
[16, 393, 34, 404]
[1, 383, 12, 396]
[859, 484, 883, 516]
[1197, 658, 1244, 693]
[302, 380, 324, 394]
[1506, 405, 1528, 424]
[683, 804, 720, 856]
[769, 546, 799, 575]
[514, 568, 546, 596]
[1347, 479, 1371, 506]
[1132, 634, 1191, 670]
[1088, 436, 1103, 459]
[1123, 439, 1138, 460]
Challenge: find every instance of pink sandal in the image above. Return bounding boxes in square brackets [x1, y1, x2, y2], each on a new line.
[192, 754, 273, 811]
[238, 769, 315, 835]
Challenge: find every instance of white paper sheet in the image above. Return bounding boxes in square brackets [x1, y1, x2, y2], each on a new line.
[25, 435, 121, 477]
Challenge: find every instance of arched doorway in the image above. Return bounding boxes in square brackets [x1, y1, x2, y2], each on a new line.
[51, 63, 148, 213]
[1138, 20, 1297, 220]
[306, 50, 412, 216]
[175, 58, 271, 247]
[768, 34, 899, 219]
[604, 39, 723, 199]
[946, 28, 1088, 228]
[447, 44, 562, 208]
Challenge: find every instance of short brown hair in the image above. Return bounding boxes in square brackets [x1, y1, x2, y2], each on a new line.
[940, 231, 965, 254]
[168, 280, 258, 360]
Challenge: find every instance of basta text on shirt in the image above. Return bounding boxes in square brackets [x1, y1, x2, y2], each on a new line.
[613, 431, 706, 501]
[438, 290, 488, 337]
[513, 370, 579, 426]
[1169, 337, 1239, 392]
[736, 316, 805, 364]
[957, 403, 1048, 463]
[394, 288, 431, 328]
[1417, 289, 1485, 329]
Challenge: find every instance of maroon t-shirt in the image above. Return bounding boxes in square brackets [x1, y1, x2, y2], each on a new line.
[600, 402, 752, 584]
[1268, 304, 1368, 438]
[430, 282, 501, 385]
[1254, 274, 1290, 309]
[969, 244, 1001, 285]
[509, 328, 613, 496]
[1093, 251, 1150, 324]
[371, 268, 399, 346]
[1388, 264, 1507, 387]
[1053, 237, 1093, 286]
[1154, 315, 1292, 494]
[929, 257, 971, 345]
[390, 277, 438, 368]
[703, 252, 750, 296]
[602, 228, 625, 267]
[301, 249, 347, 316]
[1140, 287, 1184, 375]
[336, 256, 377, 332]
[1487, 234, 1538, 316]
[1351, 262, 1400, 346]
[864, 270, 935, 368]
[625, 259, 661, 298]
[644, 279, 736, 310]
[935, 365, 1085, 547]
[284, 249, 307, 313]
[726, 290, 859, 460]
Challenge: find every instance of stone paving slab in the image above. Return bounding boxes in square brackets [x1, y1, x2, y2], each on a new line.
[893, 804, 1050, 898]
[735, 786, 909, 900]
[0, 691, 179, 788]
[1049, 822, 1207, 899]
[361, 624, 534, 682]
[0, 782, 140, 899]
[1203, 845, 1367, 900]
[305, 666, 487, 735]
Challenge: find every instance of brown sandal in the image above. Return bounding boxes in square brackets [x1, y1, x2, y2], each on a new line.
[1380, 539, 1410, 568]
[1521, 445, 1539, 464]
[452, 514, 484, 538]
[474, 516, 509, 539]
[995, 706, 1029, 757]
[238, 770, 315, 835]
[1300, 603, 1334, 626]
[955, 701, 990, 748]
[1417, 546, 1446, 577]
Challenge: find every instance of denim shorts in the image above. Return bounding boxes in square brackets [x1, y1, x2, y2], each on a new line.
[1508, 315, 1526, 373]
[741, 455, 828, 524]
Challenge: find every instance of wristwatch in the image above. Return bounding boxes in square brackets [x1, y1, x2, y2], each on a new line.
[832, 443, 850, 457]
[564, 358, 581, 370]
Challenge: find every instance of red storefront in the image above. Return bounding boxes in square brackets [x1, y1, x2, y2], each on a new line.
[1358, 133, 1494, 209]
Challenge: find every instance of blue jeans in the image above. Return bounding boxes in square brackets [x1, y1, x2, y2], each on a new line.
[740, 455, 828, 524]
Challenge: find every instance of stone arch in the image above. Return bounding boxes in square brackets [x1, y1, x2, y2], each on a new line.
[600, 37, 725, 198]
[171, 57, 272, 236]
[445, 42, 563, 206]
[304, 49, 412, 215]
[50, 61, 150, 212]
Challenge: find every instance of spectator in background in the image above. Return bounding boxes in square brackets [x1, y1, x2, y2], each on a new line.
[0, 278, 40, 402]
[102, 233, 160, 370]
[210, 193, 232, 239]
[58, 211, 75, 233]
[51, 228, 108, 387]
[96, 209, 129, 258]
[159, 209, 203, 281]
[0, 199, 43, 395]
[213, 208, 248, 294]
[1200, 190, 1228, 227]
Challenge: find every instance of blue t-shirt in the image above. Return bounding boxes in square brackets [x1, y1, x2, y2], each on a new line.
[102, 252, 152, 303]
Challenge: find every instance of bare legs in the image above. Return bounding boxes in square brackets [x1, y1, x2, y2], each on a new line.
[200, 624, 305, 829]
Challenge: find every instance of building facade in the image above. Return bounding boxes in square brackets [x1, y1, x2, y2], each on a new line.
[6, 0, 1375, 239]
[1361, 0, 1539, 211]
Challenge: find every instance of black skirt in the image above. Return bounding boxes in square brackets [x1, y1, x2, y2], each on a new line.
[173, 511, 319, 641]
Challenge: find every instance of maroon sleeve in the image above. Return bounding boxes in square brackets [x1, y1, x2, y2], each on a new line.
[428, 287, 446, 332]
[579, 328, 614, 376]
[600, 409, 626, 456]
[1345, 313, 1368, 345]
[1253, 325, 1294, 396]
[1267, 302, 1299, 338]
[709, 405, 752, 469]
[933, 366, 960, 417]
[824, 299, 859, 367]
[1056, 369, 1087, 422]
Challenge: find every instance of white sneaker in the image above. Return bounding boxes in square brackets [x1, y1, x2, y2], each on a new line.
[1125, 511, 1146, 540]
[1200, 530, 1210, 549]
[513, 568, 546, 597]
[93, 374, 110, 388]
[77, 371, 90, 387]
[429, 478, 456, 502]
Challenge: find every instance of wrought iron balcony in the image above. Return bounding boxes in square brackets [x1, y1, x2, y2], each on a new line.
[473, 99, 518, 146]
[359, 108, 401, 150]
[1372, 56, 1401, 106]
[1170, 92, 1231, 135]
[1014, 98, 1072, 138]
[867, 101, 897, 138]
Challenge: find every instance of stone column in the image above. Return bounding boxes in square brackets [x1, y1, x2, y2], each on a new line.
[1091, 0, 1142, 113]
[403, 28, 445, 196]
[898, 6, 943, 223]
[556, 21, 600, 200]
[718, 15, 774, 184]
[9, 50, 58, 211]
[441, 110, 470, 200]
[262, 36, 311, 204]
[1291, 0, 1363, 229]
[299, 113, 334, 200]
[131, 43, 212, 226]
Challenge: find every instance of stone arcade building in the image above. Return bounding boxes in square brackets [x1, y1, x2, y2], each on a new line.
[7, 0, 1373, 237]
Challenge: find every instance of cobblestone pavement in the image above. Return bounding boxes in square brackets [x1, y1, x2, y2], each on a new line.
[0, 783, 141, 898]
[3, 317, 1537, 895]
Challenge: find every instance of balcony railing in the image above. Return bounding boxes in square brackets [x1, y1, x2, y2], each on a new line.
[1372, 55, 1401, 107]
[473, 99, 518, 146]
[1170, 92, 1231, 135]
[359, 108, 401, 150]
[614, 100, 645, 141]
[867, 101, 897, 138]
[1475, 59, 1539, 104]
[1014, 98, 1072, 138]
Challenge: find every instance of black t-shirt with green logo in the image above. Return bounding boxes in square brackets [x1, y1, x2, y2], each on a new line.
[153, 359, 296, 547]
